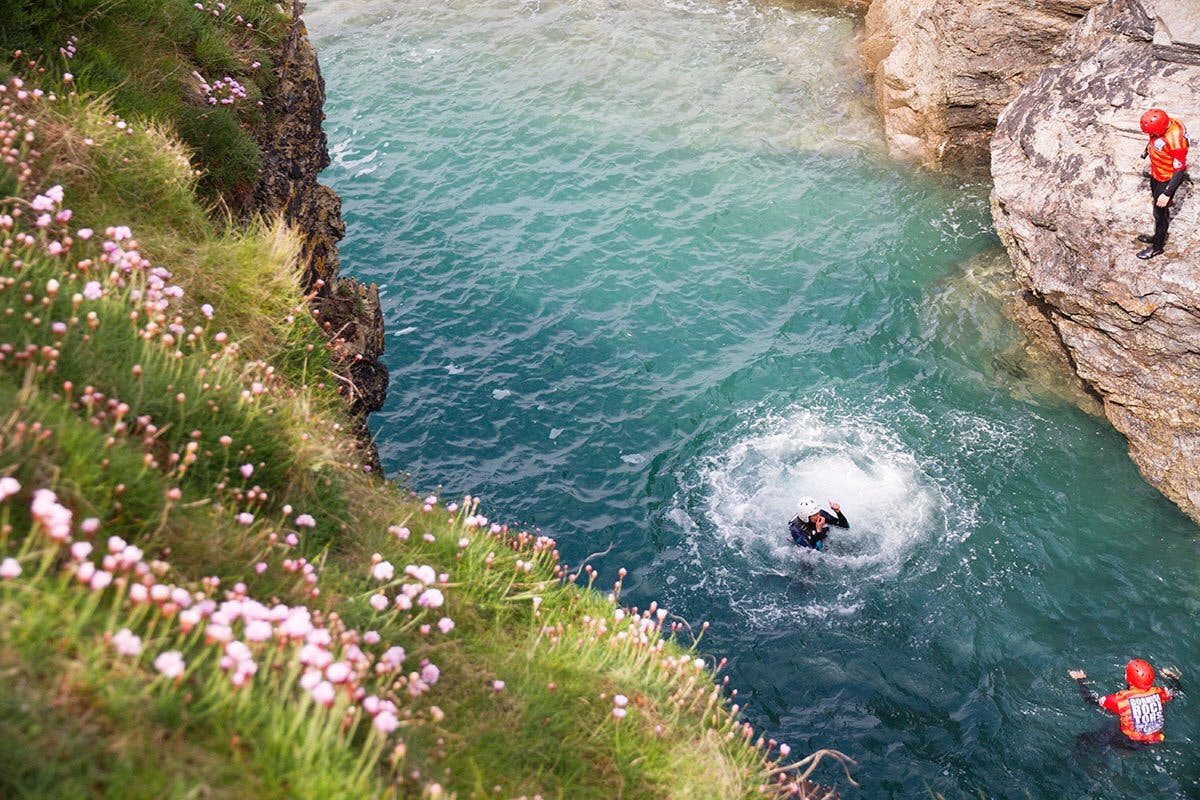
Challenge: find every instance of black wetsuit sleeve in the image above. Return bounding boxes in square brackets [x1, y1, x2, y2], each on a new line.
[1075, 677, 1102, 706]
[1165, 168, 1187, 196]
[1162, 673, 1183, 697]
[831, 509, 849, 529]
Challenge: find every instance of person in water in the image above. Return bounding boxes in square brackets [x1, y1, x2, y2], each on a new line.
[1069, 659, 1182, 744]
[788, 496, 848, 551]
[1136, 108, 1189, 260]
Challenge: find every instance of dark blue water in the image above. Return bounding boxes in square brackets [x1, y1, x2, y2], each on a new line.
[310, 0, 1200, 795]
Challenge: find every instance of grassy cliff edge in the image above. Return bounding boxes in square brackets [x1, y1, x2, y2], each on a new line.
[0, 3, 849, 797]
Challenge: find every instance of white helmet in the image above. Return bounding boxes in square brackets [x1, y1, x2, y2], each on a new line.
[796, 496, 820, 519]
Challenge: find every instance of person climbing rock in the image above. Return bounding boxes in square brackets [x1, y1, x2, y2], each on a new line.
[788, 497, 848, 551]
[1136, 108, 1189, 260]
[1068, 660, 1182, 744]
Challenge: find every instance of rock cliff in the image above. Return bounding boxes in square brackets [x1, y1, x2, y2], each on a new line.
[861, 0, 1101, 169]
[991, 0, 1200, 521]
[253, 2, 388, 470]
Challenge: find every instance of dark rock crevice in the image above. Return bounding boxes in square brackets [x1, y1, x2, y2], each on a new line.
[251, 1, 388, 472]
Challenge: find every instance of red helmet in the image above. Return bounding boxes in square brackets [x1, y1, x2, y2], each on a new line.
[1141, 108, 1169, 136]
[1126, 659, 1155, 690]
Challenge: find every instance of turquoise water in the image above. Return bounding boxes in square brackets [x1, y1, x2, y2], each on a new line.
[310, 0, 1199, 795]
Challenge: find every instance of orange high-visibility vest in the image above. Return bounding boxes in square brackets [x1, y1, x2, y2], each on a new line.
[1100, 687, 1172, 743]
[1148, 118, 1189, 182]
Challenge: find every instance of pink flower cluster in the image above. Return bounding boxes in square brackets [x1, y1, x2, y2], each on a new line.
[4, 482, 451, 741]
[192, 1, 256, 28]
[200, 76, 249, 107]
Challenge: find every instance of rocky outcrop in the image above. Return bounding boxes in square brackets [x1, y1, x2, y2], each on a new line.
[861, 0, 1101, 169]
[253, 2, 388, 470]
[991, 0, 1200, 521]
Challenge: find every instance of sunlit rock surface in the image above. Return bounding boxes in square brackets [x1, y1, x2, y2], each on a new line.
[992, 0, 1200, 521]
[861, 0, 1101, 169]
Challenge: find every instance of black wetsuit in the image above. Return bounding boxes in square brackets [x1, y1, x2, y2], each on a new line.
[788, 509, 849, 551]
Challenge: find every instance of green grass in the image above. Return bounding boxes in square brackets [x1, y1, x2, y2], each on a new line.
[0, 9, 810, 798]
[1, 0, 287, 202]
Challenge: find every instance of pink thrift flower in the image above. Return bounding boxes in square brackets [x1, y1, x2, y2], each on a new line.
[0, 557, 21, 579]
[239, 463, 253, 479]
[200, 303, 214, 319]
[437, 617, 454, 634]
[417, 588, 444, 609]
[614, 694, 628, 708]
[779, 744, 791, 758]
[80, 518, 100, 535]
[77, 227, 93, 240]
[31, 488, 73, 542]
[129, 583, 149, 604]
[372, 561, 394, 581]
[389, 525, 410, 540]
[0, 477, 20, 502]
[254, 561, 267, 574]
[90, 570, 113, 591]
[406, 564, 437, 585]
[295, 514, 316, 528]
[373, 709, 399, 734]
[154, 650, 185, 679]
[394, 594, 412, 611]
[369, 593, 388, 611]
[236, 512, 254, 525]
[112, 628, 142, 657]
[421, 663, 440, 685]
[244, 620, 273, 642]
[492, 680, 505, 692]
[310, 680, 336, 707]
[612, 707, 627, 719]
[285, 533, 299, 546]
[458, 537, 470, 549]
[70, 541, 92, 561]
[363, 630, 381, 645]
[75, 562, 96, 584]
[325, 662, 352, 684]
[381, 647, 406, 669]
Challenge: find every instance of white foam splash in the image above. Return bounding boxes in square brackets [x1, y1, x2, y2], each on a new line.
[702, 408, 939, 573]
[663, 401, 975, 627]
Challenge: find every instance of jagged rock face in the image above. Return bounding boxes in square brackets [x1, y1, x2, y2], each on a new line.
[862, 0, 1101, 169]
[254, 9, 389, 470]
[992, 0, 1200, 521]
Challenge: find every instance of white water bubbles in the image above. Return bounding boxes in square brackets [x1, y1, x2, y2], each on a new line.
[663, 401, 977, 628]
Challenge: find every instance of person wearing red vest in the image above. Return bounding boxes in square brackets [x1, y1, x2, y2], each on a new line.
[1069, 659, 1182, 744]
[1136, 108, 1189, 259]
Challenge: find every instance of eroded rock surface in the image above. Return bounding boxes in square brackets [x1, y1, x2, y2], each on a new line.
[254, 4, 388, 470]
[992, 0, 1200, 521]
[862, 0, 1100, 169]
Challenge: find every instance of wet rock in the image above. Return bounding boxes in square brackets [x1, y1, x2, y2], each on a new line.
[991, 0, 1200, 521]
[860, 0, 1101, 169]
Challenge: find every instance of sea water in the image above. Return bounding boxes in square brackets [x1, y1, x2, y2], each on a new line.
[309, 0, 1199, 795]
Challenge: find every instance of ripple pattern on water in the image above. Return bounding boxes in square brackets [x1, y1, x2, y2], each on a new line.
[311, 0, 1200, 796]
